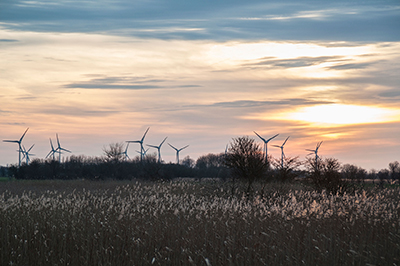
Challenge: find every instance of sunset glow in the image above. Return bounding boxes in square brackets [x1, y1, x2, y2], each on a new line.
[288, 104, 400, 126]
[0, 0, 399, 170]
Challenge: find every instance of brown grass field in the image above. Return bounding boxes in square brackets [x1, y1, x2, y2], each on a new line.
[1, 179, 399, 265]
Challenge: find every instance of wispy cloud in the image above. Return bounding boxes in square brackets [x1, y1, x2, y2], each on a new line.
[63, 76, 201, 90]
[243, 56, 345, 68]
[1, 0, 399, 41]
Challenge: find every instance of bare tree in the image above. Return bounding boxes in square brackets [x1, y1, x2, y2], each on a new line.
[224, 136, 267, 195]
[103, 143, 125, 163]
[306, 157, 343, 193]
[271, 156, 302, 182]
[388, 161, 400, 182]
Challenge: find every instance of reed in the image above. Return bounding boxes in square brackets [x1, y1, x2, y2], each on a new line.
[1, 180, 399, 265]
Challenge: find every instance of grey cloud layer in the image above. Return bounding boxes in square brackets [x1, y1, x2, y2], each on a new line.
[63, 76, 201, 90]
[1, 0, 399, 41]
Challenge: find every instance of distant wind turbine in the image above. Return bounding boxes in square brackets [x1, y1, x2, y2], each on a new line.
[21, 144, 35, 165]
[147, 137, 167, 163]
[136, 148, 150, 158]
[306, 141, 323, 170]
[254, 131, 279, 163]
[273, 136, 290, 168]
[168, 143, 189, 164]
[45, 138, 57, 161]
[55, 133, 71, 163]
[120, 143, 130, 161]
[3, 128, 29, 167]
[127, 127, 150, 162]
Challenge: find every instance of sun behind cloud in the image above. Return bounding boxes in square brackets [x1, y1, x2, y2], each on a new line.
[288, 104, 400, 126]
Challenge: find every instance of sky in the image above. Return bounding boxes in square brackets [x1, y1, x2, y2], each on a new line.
[1, 0, 400, 170]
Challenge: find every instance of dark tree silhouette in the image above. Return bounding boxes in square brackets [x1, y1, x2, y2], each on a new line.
[224, 136, 267, 194]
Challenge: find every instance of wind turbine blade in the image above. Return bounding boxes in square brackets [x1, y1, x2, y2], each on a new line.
[316, 141, 323, 150]
[127, 140, 140, 143]
[45, 151, 53, 159]
[19, 128, 29, 142]
[28, 144, 35, 152]
[253, 131, 266, 142]
[179, 145, 189, 151]
[49, 138, 55, 150]
[147, 144, 158, 149]
[282, 136, 290, 146]
[305, 149, 315, 152]
[266, 134, 279, 142]
[56, 133, 61, 148]
[60, 148, 71, 153]
[160, 137, 167, 146]
[3, 140, 19, 143]
[168, 143, 178, 151]
[272, 145, 281, 148]
[141, 127, 150, 142]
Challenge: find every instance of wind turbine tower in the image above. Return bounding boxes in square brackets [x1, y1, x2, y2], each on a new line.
[147, 137, 167, 163]
[168, 143, 189, 164]
[306, 141, 323, 170]
[127, 127, 150, 162]
[272, 136, 290, 168]
[254, 131, 279, 163]
[2, 128, 29, 167]
[55, 134, 71, 163]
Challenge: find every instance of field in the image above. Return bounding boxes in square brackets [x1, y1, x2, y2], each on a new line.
[1, 179, 399, 266]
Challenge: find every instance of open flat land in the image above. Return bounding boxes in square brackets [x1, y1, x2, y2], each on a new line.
[1, 179, 399, 265]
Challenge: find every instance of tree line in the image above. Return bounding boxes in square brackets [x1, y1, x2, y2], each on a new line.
[1, 137, 399, 193]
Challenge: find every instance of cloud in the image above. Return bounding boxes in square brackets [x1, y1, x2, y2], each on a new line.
[379, 90, 400, 98]
[244, 56, 345, 68]
[0, 39, 18, 42]
[191, 98, 334, 109]
[1, 0, 399, 42]
[41, 106, 119, 117]
[327, 62, 375, 70]
[63, 76, 201, 90]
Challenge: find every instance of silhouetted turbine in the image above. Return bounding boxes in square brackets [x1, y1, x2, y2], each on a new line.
[120, 143, 130, 161]
[168, 143, 189, 164]
[147, 137, 167, 163]
[3, 128, 29, 167]
[46, 138, 57, 161]
[272, 136, 290, 168]
[127, 127, 150, 162]
[21, 144, 35, 165]
[254, 131, 279, 163]
[55, 133, 71, 163]
[306, 141, 323, 170]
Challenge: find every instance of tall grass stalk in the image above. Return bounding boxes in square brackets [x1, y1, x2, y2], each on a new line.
[1, 180, 399, 265]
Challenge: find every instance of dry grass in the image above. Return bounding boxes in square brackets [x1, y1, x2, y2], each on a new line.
[1, 179, 399, 265]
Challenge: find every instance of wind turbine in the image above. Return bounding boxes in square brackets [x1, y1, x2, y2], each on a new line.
[3, 128, 29, 167]
[120, 143, 130, 161]
[127, 127, 150, 162]
[168, 143, 189, 164]
[45, 138, 57, 161]
[136, 148, 150, 158]
[55, 133, 71, 163]
[272, 136, 290, 168]
[254, 131, 279, 163]
[147, 137, 167, 163]
[306, 141, 323, 170]
[21, 144, 35, 165]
